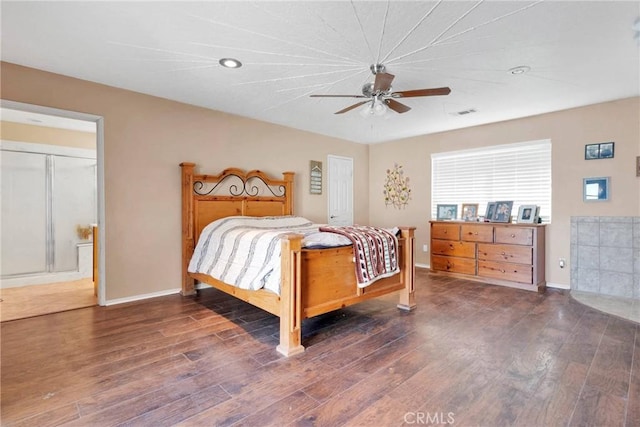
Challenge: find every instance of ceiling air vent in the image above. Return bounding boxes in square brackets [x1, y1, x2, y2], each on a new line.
[450, 108, 477, 116]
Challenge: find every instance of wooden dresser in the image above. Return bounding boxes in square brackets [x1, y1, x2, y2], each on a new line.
[429, 221, 546, 293]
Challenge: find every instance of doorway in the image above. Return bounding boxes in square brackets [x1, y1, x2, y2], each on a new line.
[0, 101, 105, 319]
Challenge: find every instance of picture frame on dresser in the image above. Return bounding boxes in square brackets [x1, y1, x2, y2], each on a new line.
[436, 204, 458, 220]
[484, 202, 496, 222]
[517, 205, 538, 223]
[461, 203, 479, 221]
[491, 201, 513, 223]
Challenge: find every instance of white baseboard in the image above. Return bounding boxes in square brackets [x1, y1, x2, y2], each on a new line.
[105, 288, 181, 306]
[104, 283, 213, 306]
[546, 282, 570, 290]
[415, 263, 430, 269]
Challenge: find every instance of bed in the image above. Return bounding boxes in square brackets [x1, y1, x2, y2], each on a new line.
[180, 162, 416, 356]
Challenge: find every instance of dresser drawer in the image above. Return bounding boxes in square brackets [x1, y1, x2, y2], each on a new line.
[478, 260, 533, 284]
[461, 224, 493, 242]
[431, 239, 475, 258]
[494, 227, 533, 246]
[432, 255, 476, 275]
[431, 223, 460, 240]
[477, 244, 532, 265]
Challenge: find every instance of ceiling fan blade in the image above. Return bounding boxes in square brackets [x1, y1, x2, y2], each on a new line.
[386, 99, 411, 114]
[373, 72, 395, 93]
[392, 87, 451, 98]
[335, 101, 370, 114]
[310, 94, 367, 98]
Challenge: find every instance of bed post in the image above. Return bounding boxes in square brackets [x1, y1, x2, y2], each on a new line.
[276, 234, 305, 357]
[180, 162, 197, 296]
[397, 227, 416, 311]
[282, 171, 294, 215]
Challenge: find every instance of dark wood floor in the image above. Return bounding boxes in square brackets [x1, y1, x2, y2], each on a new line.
[1, 269, 638, 426]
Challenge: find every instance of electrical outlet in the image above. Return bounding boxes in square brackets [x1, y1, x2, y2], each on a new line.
[423, 244, 429, 252]
[559, 258, 566, 268]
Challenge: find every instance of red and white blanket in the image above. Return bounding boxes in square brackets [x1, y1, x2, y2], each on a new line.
[319, 225, 400, 288]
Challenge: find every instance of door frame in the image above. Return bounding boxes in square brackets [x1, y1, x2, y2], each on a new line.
[327, 154, 354, 226]
[1, 100, 106, 305]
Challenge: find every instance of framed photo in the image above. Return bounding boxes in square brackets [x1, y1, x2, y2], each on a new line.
[585, 142, 615, 160]
[598, 142, 614, 159]
[436, 204, 458, 220]
[583, 177, 609, 202]
[585, 143, 599, 160]
[517, 205, 538, 223]
[484, 202, 496, 222]
[492, 201, 513, 223]
[461, 203, 479, 221]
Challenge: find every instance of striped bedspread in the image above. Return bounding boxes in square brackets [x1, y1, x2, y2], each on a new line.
[319, 225, 399, 288]
[188, 216, 319, 294]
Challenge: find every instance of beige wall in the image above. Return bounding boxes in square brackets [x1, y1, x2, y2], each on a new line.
[0, 121, 95, 149]
[369, 97, 640, 287]
[1, 62, 369, 301]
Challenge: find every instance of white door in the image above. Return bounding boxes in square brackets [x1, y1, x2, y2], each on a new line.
[327, 155, 353, 226]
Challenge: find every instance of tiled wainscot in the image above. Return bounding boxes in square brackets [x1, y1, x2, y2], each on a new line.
[570, 216, 639, 299]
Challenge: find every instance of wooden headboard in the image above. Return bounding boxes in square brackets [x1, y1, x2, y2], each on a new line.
[180, 163, 294, 294]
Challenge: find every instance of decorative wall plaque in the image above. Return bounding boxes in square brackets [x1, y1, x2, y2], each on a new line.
[310, 160, 322, 194]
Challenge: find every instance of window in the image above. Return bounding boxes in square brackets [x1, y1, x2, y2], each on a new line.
[431, 140, 551, 222]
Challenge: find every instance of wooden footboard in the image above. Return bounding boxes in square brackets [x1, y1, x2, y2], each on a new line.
[275, 227, 415, 356]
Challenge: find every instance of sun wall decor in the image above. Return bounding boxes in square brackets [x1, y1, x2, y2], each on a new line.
[383, 163, 411, 209]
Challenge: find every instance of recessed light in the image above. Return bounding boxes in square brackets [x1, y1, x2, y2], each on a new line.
[219, 58, 242, 68]
[508, 66, 530, 75]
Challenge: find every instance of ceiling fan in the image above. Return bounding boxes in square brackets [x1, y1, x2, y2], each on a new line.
[310, 64, 451, 115]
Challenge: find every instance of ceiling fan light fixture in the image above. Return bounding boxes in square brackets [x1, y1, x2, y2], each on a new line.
[360, 98, 388, 118]
[219, 58, 242, 68]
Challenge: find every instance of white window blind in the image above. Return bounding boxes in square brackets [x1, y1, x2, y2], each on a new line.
[431, 140, 551, 222]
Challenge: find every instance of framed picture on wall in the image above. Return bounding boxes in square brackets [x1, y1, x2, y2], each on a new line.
[585, 142, 615, 160]
[585, 143, 599, 160]
[598, 142, 614, 159]
[583, 177, 609, 201]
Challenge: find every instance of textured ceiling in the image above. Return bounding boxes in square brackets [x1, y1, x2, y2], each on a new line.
[2, 1, 639, 144]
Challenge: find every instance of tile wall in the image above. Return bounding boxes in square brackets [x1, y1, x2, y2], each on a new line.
[570, 216, 640, 299]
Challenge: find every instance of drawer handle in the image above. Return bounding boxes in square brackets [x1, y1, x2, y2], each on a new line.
[511, 234, 516, 238]
[501, 252, 506, 256]
[500, 269, 506, 273]
[449, 244, 454, 249]
[443, 230, 448, 234]
[474, 232, 478, 235]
